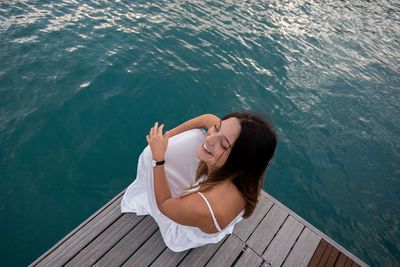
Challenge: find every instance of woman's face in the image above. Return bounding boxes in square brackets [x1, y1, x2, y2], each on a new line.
[196, 117, 241, 170]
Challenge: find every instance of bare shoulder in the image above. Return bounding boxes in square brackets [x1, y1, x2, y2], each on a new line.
[201, 182, 246, 230]
[160, 183, 245, 233]
[160, 192, 219, 231]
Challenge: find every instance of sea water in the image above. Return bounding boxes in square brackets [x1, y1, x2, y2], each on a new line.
[0, 0, 399, 265]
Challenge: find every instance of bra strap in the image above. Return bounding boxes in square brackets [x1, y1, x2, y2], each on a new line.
[197, 192, 222, 232]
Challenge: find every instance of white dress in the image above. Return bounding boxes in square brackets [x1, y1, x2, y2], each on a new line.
[121, 129, 244, 252]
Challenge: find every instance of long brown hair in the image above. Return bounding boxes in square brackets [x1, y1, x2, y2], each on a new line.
[188, 111, 277, 218]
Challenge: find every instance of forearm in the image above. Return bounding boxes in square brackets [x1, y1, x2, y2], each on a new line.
[153, 165, 172, 209]
[167, 114, 220, 137]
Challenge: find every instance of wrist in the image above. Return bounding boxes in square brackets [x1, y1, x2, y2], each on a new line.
[153, 155, 165, 161]
[152, 159, 165, 168]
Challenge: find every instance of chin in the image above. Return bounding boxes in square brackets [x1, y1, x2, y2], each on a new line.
[195, 144, 203, 160]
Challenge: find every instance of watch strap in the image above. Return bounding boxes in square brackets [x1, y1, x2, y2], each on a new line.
[155, 160, 165, 166]
[152, 159, 165, 167]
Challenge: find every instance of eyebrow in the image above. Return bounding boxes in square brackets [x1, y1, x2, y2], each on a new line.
[220, 120, 232, 148]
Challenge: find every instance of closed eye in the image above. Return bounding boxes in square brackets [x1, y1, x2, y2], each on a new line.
[214, 123, 229, 150]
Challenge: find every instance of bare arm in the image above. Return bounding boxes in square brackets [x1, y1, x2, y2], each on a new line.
[166, 114, 220, 137]
[152, 159, 211, 231]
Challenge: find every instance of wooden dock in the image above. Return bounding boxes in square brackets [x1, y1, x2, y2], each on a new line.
[30, 190, 368, 266]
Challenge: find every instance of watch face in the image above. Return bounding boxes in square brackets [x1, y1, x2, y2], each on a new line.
[152, 160, 156, 168]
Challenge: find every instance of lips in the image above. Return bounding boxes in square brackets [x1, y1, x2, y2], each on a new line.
[203, 143, 212, 155]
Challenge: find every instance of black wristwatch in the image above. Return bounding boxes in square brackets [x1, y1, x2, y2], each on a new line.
[152, 159, 165, 168]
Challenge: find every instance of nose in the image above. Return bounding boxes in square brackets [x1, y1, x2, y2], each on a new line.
[205, 132, 219, 146]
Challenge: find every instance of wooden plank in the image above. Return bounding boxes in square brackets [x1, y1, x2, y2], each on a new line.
[233, 196, 273, 242]
[262, 216, 304, 266]
[344, 258, 353, 267]
[34, 192, 124, 266]
[326, 246, 340, 266]
[319, 243, 334, 266]
[283, 227, 321, 267]
[179, 236, 227, 266]
[346, 261, 353, 267]
[234, 247, 263, 266]
[261, 192, 367, 267]
[247, 204, 288, 255]
[94, 215, 158, 266]
[334, 253, 348, 267]
[66, 213, 145, 266]
[122, 230, 166, 266]
[310, 241, 341, 267]
[206, 235, 245, 266]
[308, 239, 329, 267]
[150, 248, 190, 267]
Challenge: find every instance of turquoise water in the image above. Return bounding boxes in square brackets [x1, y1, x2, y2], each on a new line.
[1, 0, 399, 265]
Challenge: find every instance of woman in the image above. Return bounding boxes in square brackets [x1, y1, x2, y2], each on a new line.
[121, 112, 277, 252]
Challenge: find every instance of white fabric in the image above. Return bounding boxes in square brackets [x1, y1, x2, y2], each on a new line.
[121, 129, 244, 252]
[197, 192, 222, 232]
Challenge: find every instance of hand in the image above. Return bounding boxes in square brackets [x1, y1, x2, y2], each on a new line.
[146, 122, 170, 161]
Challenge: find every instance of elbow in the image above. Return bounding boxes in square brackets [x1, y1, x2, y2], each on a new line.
[158, 199, 170, 215]
[204, 114, 219, 120]
[202, 114, 220, 128]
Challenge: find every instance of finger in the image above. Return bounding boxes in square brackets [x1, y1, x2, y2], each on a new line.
[151, 122, 157, 136]
[158, 124, 164, 135]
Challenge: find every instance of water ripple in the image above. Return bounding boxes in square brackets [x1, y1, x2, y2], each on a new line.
[1, 0, 400, 265]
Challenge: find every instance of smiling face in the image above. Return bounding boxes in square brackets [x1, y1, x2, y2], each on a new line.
[196, 117, 241, 171]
